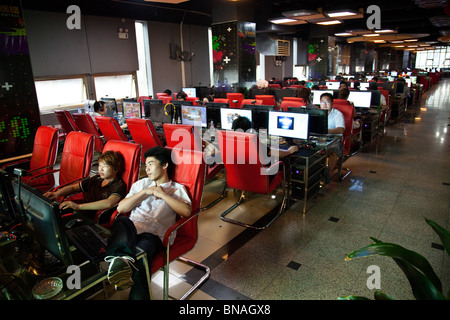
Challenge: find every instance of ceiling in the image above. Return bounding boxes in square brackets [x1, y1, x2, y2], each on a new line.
[21, 0, 450, 49]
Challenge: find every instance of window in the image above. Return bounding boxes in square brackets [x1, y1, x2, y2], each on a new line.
[415, 46, 450, 69]
[94, 73, 137, 100]
[35, 77, 87, 111]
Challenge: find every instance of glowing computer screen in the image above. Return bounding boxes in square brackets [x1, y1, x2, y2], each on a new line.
[312, 90, 334, 105]
[410, 76, 417, 84]
[325, 81, 340, 90]
[220, 108, 252, 130]
[123, 102, 141, 119]
[268, 111, 309, 140]
[182, 88, 197, 98]
[181, 105, 207, 127]
[348, 91, 372, 108]
[359, 82, 370, 90]
[390, 71, 398, 77]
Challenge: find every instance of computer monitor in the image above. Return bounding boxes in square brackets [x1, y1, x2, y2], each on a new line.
[410, 76, 417, 84]
[325, 81, 340, 90]
[405, 78, 412, 87]
[220, 108, 252, 130]
[370, 90, 381, 107]
[181, 105, 207, 127]
[149, 103, 173, 123]
[268, 111, 309, 140]
[377, 82, 397, 96]
[123, 101, 141, 119]
[359, 82, 370, 91]
[390, 71, 398, 77]
[11, 179, 74, 266]
[348, 91, 372, 108]
[366, 75, 374, 81]
[143, 99, 165, 118]
[273, 88, 296, 102]
[308, 108, 328, 135]
[312, 90, 334, 105]
[182, 88, 197, 98]
[242, 105, 274, 130]
[100, 97, 118, 118]
[305, 81, 319, 89]
[206, 103, 228, 126]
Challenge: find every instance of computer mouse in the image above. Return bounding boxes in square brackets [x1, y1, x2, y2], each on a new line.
[65, 218, 82, 229]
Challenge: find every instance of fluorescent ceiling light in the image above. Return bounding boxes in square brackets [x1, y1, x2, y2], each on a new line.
[374, 40, 386, 43]
[363, 33, 380, 37]
[391, 40, 404, 43]
[374, 29, 396, 33]
[270, 18, 297, 24]
[327, 10, 358, 18]
[404, 39, 418, 42]
[316, 20, 341, 25]
[335, 32, 352, 36]
[283, 9, 321, 18]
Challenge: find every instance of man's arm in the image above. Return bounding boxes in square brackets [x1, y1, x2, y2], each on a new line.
[43, 183, 81, 200]
[59, 194, 122, 211]
[153, 186, 191, 218]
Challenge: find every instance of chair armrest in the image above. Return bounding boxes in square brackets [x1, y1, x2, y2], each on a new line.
[26, 163, 55, 175]
[263, 160, 284, 176]
[162, 210, 200, 247]
[1, 158, 31, 171]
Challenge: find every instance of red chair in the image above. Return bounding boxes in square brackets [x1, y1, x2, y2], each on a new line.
[241, 99, 263, 106]
[28, 131, 94, 195]
[95, 140, 141, 227]
[156, 93, 170, 99]
[333, 99, 351, 106]
[255, 95, 276, 106]
[126, 118, 163, 162]
[186, 97, 199, 106]
[268, 83, 281, 88]
[226, 93, 244, 108]
[332, 104, 354, 180]
[163, 123, 226, 211]
[289, 85, 303, 89]
[72, 113, 105, 153]
[216, 130, 287, 229]
[213, 98, 230, 104]
[1, 126, 59, 192]
[95, 116, 129, 142]
[283, 97, 304, 103]
[55, 110, 80, 135]
[137, 96, 152, 116]
[280, 100, 306, 111]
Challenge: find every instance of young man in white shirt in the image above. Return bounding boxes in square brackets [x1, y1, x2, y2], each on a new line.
[319, 93, 345, 182]
[104, 146, 191, 300]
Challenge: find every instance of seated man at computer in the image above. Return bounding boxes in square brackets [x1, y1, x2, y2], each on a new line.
[319, 93, 345, 182]
[89, 101, 108, 130]
[43, 151, 127, 221]
[232, 116, 299, 158]
[104, 146, 192, 300]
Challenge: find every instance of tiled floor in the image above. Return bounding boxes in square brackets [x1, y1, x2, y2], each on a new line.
[105, 79, 450, 300]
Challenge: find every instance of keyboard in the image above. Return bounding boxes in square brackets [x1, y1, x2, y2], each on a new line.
[66, 225, 108, 263]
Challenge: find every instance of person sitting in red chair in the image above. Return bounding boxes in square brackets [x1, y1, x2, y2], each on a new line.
[104, 146, 192, 300]
[43, 150, 127, 220]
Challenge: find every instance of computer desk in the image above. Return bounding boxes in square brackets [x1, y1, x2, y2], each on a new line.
[287, 135, 341, 215]
[0, 213, 151, 300]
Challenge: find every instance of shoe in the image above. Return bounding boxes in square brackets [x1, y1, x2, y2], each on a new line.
[104, 256, 138, 291]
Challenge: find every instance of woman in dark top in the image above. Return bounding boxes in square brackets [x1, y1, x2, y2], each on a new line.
[44, 151, 127, 219]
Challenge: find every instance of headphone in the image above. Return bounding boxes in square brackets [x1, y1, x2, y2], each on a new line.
[164, 103, 176, 116]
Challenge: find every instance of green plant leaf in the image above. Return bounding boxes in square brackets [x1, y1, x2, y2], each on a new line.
[346, 239, 442, 293]
[425, 218, 450, 258]
[374, 291, 395, 300]
[393, 257, 446, 300]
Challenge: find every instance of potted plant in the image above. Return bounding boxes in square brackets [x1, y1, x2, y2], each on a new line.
[339, 218, 449, 300]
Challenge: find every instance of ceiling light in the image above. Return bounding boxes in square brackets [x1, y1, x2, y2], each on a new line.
[391, 40, 404, 43]
[394, 45, 405, 47]
[374, 40, 386, 43]
[269, 18, 297, 24]
[316, 20, 342, 25]
[363, 33, 380, 37]
[282, 9, 323, 19]
[419, 44, 430, 46]
[404, 39, 418, 42]
[326, 10, 358, 18]
[374, 29, 396, 33]
[335, 32, 353, 36]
